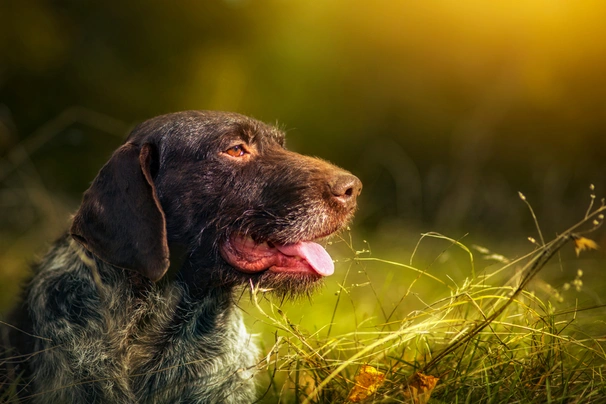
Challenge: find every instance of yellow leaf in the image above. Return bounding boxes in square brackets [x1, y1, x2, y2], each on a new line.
[403, 372, 439, 404]
[296, 371, 317, 402]
[347, 365, 385, 402]
[572, 236, 599, 257]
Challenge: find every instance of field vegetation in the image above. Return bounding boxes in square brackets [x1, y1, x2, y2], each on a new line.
[244, 192, 606, 403]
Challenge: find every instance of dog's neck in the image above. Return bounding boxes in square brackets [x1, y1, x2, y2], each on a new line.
[68, 236, 236, 315]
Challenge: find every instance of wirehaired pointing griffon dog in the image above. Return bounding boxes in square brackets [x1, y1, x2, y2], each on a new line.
[0, 111, 362, 403]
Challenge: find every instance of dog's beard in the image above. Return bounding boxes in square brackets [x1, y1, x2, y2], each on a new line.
[186, 257, 324, 300]
[245, 271, 324, 299]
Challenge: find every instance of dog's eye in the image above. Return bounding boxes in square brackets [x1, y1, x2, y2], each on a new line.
[225, 145, 248, 157]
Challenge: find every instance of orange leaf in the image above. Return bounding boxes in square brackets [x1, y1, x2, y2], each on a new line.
[572, 236, 599, 257]
[347, 365, 385, 402]
[403, 372, 439, 404]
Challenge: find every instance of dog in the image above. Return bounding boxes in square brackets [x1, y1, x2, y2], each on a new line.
[0, 111, 361, 403]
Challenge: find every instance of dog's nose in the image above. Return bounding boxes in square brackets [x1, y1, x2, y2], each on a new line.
[328, 172, 362, 209]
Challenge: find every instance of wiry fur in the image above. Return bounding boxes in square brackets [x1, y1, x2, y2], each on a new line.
[0, 111, 361, 403]
[3, 237, 257, 403]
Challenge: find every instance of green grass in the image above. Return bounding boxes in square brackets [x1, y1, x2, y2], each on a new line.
[243, 200, 606, 403]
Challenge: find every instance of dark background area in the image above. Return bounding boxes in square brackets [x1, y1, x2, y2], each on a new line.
[2, 0, 606, 308]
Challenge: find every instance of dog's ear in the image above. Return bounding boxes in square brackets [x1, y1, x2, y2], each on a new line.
[70, 143, 170, 282]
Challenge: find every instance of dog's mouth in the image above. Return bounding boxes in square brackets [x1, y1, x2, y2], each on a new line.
[220, 234, 334, 277]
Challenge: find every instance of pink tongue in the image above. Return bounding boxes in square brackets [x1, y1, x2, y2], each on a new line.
[276, 242, 334, 276]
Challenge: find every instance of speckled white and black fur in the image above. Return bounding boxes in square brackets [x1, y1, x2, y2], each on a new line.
[3, 237, 257, 403]
[0, 111, 361, 403]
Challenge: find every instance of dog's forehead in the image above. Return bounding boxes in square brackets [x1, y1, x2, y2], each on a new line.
[128, 111, 285, 150]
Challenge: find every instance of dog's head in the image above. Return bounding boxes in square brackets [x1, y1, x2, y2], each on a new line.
[70, 111, 361, 293]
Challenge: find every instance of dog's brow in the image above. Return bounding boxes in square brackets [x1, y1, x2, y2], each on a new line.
[219, 129, 250, 146]
[243, 128, 257, 143]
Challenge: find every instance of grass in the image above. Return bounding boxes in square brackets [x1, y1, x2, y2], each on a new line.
[243, 195, 606, 403]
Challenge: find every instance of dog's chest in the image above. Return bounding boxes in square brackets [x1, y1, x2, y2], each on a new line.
[104, 281, 258, 389]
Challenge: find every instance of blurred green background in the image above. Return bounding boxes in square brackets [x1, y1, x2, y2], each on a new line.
[1, 0, 606, 311]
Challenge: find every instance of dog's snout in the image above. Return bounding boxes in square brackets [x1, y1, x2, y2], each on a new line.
[328, 172, 362, 208]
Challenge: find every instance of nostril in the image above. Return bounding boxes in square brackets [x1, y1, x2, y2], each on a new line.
[329, 173, 362, 204]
